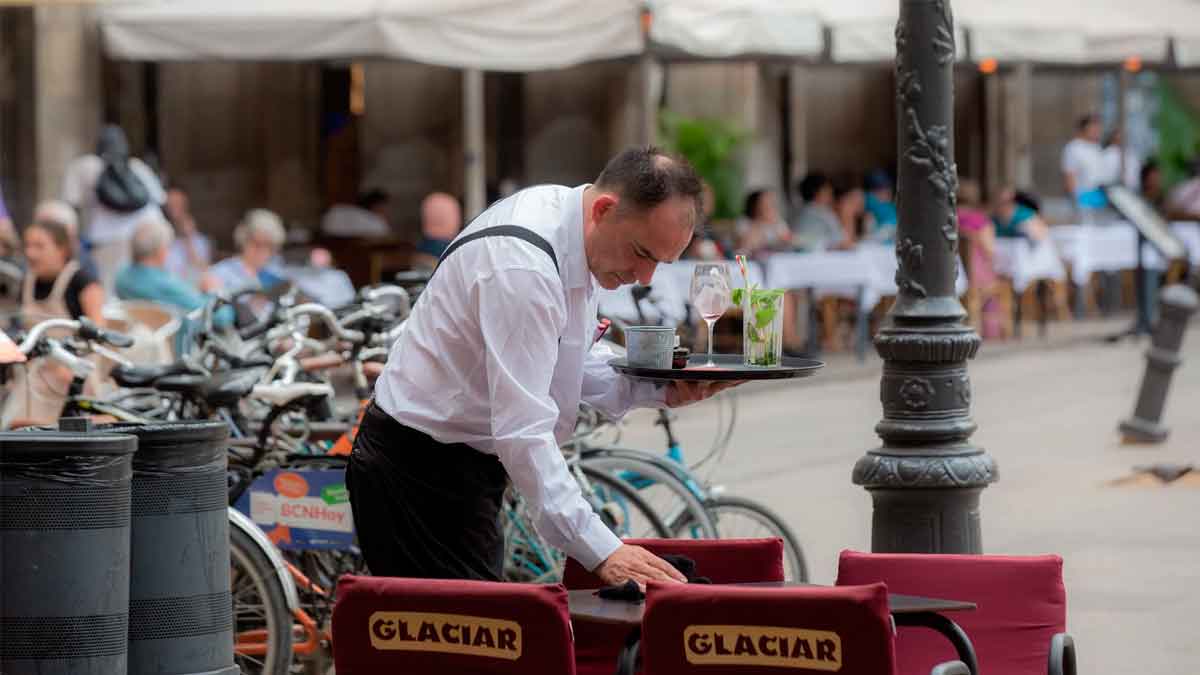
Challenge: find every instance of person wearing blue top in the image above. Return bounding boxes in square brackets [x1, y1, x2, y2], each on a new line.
[864, 169, 897, 225]
[209, 208, 288, 293]
[991, 186, 1049, 241]
[116, 217, 234, 327]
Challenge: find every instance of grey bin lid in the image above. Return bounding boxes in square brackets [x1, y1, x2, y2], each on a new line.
[0, 431, 138, 457]
[95, 421, 230, 448]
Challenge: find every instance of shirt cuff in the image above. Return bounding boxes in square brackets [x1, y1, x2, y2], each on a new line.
[630, 380, 670, 410]
[567, 514, 624, 572]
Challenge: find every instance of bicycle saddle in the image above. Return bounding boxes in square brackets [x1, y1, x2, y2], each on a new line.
[156, 368, 264, 407]
[111, 361, 206, 388]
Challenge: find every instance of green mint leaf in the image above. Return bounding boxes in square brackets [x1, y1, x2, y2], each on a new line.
[731, 288, 744, 306]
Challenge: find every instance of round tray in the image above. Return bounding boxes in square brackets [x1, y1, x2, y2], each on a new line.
[609, 354, 824, 382]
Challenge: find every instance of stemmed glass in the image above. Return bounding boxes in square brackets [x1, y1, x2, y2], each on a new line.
[689, 263, 733, 367]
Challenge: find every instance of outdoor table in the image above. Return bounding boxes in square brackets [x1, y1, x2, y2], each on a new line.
[569, 582, 979, 675]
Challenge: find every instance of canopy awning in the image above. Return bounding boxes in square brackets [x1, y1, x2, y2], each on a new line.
[101, 0, 645, 71]
[646, 0, 825, 60]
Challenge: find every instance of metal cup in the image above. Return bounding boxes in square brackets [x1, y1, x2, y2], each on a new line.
[624, 326, 676, 369]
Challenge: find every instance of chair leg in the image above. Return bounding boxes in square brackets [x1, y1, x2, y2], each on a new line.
[820, 297, 840, 351]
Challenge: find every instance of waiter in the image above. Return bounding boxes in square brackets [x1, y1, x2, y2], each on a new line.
[348, 147, 737, 587]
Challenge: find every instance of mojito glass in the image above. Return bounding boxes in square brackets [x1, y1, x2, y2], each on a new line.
[741, 288, 785, 367]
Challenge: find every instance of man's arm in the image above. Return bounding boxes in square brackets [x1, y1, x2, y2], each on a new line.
[580, 338, 668, 419]
[477, 267, 625, 571]
[476, 268, 685, 585]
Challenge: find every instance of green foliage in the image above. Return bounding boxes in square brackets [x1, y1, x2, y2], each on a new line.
[658, 110, 747, 221]
[1154, 80, 1200, 189]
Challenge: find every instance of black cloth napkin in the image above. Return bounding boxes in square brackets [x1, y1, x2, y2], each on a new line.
[595, 554, 711, 603]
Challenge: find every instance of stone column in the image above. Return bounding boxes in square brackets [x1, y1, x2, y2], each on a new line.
[852, 0, 996, 554]
[33, 5, 102, 202]
[462, 68, 486, 219]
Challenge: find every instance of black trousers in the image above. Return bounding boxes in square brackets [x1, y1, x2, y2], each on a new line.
[347, 402, 510, 580]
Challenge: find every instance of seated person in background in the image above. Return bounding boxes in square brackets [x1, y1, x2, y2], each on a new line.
[163, 188, 215, 291]
[957, 179, 997, 283]
[411, 192, 463, 270]
[958, 179, 1004, 339]
[684, 182, 727, 260]
[320, 188, 393, 239]
[1166, 160, 1200, 220]
[31, 200, 98, 278]
[736, 188, 791, 260]
[792, 172, 851, 251]
[21, 214, 104, 325]
[209, 208, 288, 294]
[862, 169, 898, 241]
[0, 186, 18, 261]
[3, 214, 106, 428]
[834, 184, 866, 247]
[1140, 159, 1165, 213]
[116, 217, 233, 327]
[992, 186, 1049, 242]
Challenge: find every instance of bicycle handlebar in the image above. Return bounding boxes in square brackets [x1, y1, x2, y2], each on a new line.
[19, 318, 133, 354]
[285, 303, 365, 345]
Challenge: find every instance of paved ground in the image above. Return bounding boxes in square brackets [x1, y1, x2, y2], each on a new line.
[614, 315, 1200, 674]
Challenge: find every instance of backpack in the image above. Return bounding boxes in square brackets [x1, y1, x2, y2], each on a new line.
[95, 155, 151, 213]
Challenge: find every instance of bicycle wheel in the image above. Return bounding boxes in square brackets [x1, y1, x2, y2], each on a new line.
[581, 452, 717, 539]
[579, 465, 671, 540]
[230, 525, 294, 675]
[705, 495, 809, 582]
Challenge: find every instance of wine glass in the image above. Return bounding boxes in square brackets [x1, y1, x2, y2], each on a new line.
[689, 263, 733, 367]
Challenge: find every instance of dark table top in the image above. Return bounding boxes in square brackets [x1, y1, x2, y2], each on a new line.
[567, 582, 976, 627]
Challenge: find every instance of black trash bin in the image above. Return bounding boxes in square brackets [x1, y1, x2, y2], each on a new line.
[0, 429, 138, 675]
[98, 421, 240, 675]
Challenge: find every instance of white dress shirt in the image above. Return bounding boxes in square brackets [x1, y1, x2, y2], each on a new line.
[375, 184, 667, 571]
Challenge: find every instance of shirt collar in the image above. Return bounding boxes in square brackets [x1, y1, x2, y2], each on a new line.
[565, 183, 590, 290]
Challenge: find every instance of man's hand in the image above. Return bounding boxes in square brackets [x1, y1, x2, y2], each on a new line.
[665, 380, 745, 408]
[594, 545, 687, 588]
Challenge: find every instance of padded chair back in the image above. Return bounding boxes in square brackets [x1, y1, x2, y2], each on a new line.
[642, 581, 896, 675]
[563, 538, 785, 675]
[563, 537, 786, 588]
[332, 575, 575, 675]
[836, 550, 1067, 675]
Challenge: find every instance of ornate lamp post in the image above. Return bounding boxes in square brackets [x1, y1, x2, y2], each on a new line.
[852, 0, 997, 553]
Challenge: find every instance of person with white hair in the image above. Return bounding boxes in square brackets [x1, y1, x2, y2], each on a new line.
[115, 217, 225, 319]
[208, 208, 288, 293]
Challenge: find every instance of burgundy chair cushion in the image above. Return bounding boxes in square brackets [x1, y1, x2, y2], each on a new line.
[332, 575, 575, 675]
[836, 550, 1067, 675]
[642, 581, 896, 675]
[564, 538, 785, 675]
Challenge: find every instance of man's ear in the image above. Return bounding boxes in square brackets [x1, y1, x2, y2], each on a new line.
[591, 193, 618, 225]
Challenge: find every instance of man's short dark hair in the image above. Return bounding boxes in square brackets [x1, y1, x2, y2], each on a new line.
[1077, 114, 1098, 132]
[594, 146, 703, 226]
[798, 172, 831, 202]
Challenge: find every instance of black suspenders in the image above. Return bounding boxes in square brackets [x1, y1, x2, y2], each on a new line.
[433, 225, 559, 278]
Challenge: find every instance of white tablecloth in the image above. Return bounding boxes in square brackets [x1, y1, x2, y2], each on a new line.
[596, 260, 764, 328]
[1048, 221, 1199, 285]
[764, 244, 966, 309]
[992, 239, 1068, 292]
